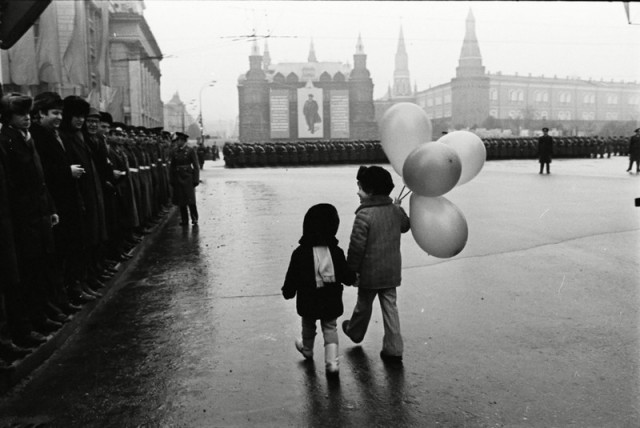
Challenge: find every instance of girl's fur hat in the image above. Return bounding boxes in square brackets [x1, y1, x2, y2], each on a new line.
[0, 92, 33, 117]
[63, 95, 90, 118]
[33, 92, 63, 113]
[357, 165, 394, 196]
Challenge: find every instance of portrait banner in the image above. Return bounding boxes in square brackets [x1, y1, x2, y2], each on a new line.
[297, 87, 323, 139]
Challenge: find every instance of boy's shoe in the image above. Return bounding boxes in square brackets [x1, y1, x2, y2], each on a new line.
[295, 339, 313, 360]
[380, 351, 403, 365]
[341, 320, 350, 337]
[342, 320, 362, 343]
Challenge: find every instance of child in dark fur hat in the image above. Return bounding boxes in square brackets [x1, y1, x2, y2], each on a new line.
[342, 165, 410, 364]
[282, 203, 356, 375]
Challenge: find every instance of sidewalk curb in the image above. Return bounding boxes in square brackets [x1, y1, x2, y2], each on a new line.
[0, 207, 177, 396]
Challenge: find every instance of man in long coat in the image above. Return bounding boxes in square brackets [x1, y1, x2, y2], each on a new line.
[0, 93, 60, 348]
[170, 132, 200, 226]
[31, 92, 85, 314]
[537, 127, 554, 174]
[626, 128, 640, 174]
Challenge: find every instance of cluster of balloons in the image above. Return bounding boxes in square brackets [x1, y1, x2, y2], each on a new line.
[380, 103, 486, 258]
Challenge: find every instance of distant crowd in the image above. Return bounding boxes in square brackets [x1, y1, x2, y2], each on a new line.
[222, 135, 632, 168]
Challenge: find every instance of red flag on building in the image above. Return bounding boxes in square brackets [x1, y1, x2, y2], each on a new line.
[36, 2, 62, 83]
[62, 0, 89, 87]
[7, 28, 38, 85]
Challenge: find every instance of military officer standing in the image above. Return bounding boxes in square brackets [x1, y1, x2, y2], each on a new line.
[537, 127, 554, 174]
[170, 132, 200, 226]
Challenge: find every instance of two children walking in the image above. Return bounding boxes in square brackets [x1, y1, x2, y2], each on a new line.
[282, 166, 410, 375]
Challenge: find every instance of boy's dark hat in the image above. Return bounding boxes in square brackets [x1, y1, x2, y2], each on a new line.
[33, 92, 63, 112]
[0, 92, 33, 116]
[63, 95, 90, 117]
[635, 128, 640, 132]
[357, 165, 394, 196]
[172, 131, 189, 141]
[99, 111, 113, 124]
[87, 107, 101, 119]
[542, 127, 549, 132]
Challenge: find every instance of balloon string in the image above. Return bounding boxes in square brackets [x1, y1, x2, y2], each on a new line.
[399, 189, 412, 202]
[397, 185, 408, 200]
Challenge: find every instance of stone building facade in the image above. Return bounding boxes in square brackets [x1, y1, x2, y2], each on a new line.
[0, 0, 163, 128]
[237, 36, 378, 142]
[378, 10, 640, 137]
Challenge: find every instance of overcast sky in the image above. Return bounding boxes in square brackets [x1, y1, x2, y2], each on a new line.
[143, 1, 640, 126]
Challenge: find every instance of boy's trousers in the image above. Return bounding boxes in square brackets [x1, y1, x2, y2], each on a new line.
[345, 287, 404, 357]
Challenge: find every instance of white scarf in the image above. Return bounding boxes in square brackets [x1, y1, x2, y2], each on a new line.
[313, 246, 335, 288]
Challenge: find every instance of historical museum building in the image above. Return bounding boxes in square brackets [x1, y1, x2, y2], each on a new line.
[1, 0, 163, 128]
[376, 10, 640, 136]
[237, 36, 378, 142]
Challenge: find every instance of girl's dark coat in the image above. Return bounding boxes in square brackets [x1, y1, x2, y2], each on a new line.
[282, 244, 355, 320]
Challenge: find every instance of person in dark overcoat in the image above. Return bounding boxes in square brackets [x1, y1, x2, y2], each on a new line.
[0, 93, 61, 347]
[626, 128, 640, 174]
[59, 96, 106, 300]
[537, 127, 554, 174]
[0, 142, 33, 363]
[31, 92, 85, 314]
[170, 132, 200, 226]
[282, 204, 356, 375]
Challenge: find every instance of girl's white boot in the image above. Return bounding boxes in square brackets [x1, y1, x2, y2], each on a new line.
[324, 343, 339, 375]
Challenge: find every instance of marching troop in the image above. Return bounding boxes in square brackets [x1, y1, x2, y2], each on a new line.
[222, 134, 633, 168]
[0, 90, 194, 367]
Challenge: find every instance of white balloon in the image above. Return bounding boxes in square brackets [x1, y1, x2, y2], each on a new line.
[409, 194, 468, 258]
[380, 103, 433, 176]
[437, 131, 486, 185]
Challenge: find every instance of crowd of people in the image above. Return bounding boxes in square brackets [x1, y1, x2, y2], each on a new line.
[0, 90, 186, 367]
[222, 134, 634, 168]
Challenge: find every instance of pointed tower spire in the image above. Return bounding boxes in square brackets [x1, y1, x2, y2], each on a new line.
[263, 39, 271, 70]
[356, 32, 365, 54]
[393, 25, 411, 98]
[456, 9, 485, 77]
[251, 38, 260, 56]
[351, 33, 370, 79]
[308, 38, 318, 62]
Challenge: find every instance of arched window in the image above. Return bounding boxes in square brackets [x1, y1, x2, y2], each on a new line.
[319, 71, 331, 82]
[273, 73, 285, 83]
[606, 94, 618, 104]
[490, 89, 498, 101]
[286, 72, 299, 83]
[333, 72, 345, 82]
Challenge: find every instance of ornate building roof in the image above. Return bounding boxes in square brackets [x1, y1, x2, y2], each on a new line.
[238, 38, 354, 84]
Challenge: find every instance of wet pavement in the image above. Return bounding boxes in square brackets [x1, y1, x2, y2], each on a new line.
[0, 157, 638, 427]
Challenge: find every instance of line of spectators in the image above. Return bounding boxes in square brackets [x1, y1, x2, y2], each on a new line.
[0, 91, 174, 367]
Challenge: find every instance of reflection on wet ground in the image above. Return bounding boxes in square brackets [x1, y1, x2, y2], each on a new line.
[0, 159, 637, 427]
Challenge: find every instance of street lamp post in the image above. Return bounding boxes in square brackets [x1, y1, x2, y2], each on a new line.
[199, 80, 216, 142]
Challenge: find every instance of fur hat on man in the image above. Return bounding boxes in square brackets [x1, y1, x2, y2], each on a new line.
[63, 95, 90, 118]
[33, 92, 63, 113]
[99, 111, 113, 125]
[0, 93, 33, 118]
[357, 165, 394, 196]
